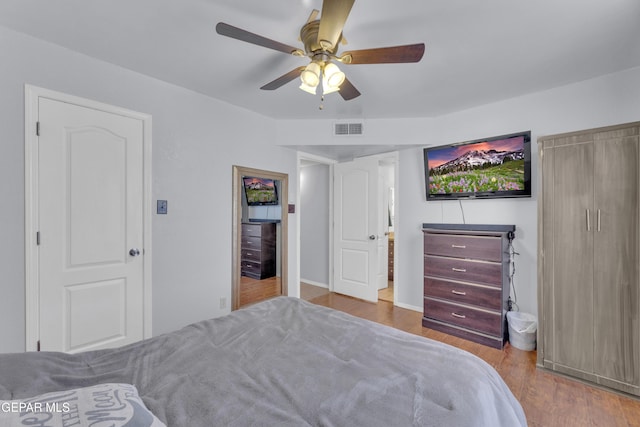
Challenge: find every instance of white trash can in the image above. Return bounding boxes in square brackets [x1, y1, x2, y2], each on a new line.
[507, 311, 537, 351]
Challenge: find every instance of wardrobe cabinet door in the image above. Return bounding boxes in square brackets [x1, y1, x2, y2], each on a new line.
[593, 130, 640, 391]
[548, 141, 595, 373]
[539, 122, 640, 397]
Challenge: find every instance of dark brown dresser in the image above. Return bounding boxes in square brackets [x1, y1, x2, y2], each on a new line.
[241, 222, 277, 280]
[422, 223, 514, 349]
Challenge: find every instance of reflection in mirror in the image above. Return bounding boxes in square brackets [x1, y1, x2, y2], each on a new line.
[232, 166, 288, 309]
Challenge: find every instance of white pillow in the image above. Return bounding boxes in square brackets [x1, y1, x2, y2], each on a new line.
[0, 383, 165, 427]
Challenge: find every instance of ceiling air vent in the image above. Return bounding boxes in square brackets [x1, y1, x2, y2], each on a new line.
[334, 122, 363, 136]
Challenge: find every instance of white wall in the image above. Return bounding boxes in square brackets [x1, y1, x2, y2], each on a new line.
[278, 66, 640, 317]
[0, 26, 298, 353]
[299, 164, 330, 286]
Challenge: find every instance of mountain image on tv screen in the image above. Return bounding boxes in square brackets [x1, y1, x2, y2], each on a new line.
[427, 135, 526, 195]
[243, 176, 278, 205]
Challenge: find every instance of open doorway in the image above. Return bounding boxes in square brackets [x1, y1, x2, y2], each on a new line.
[231, 166, 288, 310]
[378, 159, 395, 303]
[298, 153, 397, 304]
[298, 154, 334, 301]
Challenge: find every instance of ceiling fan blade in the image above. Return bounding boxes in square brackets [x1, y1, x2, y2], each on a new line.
[342, 43, 425, 64]
[318, 0, 355, 51]
[216, 22, 302, 55]
[260, 67, 306, 90]
[306, 9, 320, 24]
[339, 77, 361, 101]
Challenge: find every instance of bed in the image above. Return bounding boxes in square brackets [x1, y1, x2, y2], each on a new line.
[0, 296, 527, 426]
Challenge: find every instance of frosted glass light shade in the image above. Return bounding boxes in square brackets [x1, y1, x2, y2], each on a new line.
[300, 62, 321, 87]
[323, 62, 345, 89]
[299, 82, 317, 95]
[322, 76, 340, 95]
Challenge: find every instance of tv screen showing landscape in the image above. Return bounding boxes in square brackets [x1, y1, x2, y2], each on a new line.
[424, 131, 531, 200]
[243, 176, 279, 205]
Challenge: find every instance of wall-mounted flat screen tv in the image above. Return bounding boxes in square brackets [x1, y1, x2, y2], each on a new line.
[424, 131, 531, 200]
[243, 176, 279, 206]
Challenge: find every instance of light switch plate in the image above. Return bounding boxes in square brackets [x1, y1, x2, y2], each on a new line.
[157, 200, 168, 214]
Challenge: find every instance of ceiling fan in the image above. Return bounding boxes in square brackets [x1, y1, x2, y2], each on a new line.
[215, 0, 425, 101]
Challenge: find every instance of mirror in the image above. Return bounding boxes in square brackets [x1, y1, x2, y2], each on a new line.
[231, 165, 288, 310]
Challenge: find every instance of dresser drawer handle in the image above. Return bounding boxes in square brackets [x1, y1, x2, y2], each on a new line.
[451, 290, 467, 296]
[452, 268, 467, 273]
[451, 244, 467, 249]
[246, 252, 252, 256]
[451, 312, 466, 319]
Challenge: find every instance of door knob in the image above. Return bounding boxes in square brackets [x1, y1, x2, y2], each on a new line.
[369, 235, 377, 240]
[129, 248, 141, 257]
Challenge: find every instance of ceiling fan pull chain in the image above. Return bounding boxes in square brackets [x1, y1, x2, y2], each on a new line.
[319, 95, 325, 110]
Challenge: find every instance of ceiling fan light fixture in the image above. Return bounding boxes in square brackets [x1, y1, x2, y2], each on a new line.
[217, 1, 426, 104]
[323, 62, 345, 90]
[322, 75, 340, 95]
[300, 61, 321, 88]
[299, 81, 318, 95]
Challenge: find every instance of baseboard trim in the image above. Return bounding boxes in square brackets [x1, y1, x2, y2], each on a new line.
[394, 301, 422, 313]
[300, 279, 329, 289]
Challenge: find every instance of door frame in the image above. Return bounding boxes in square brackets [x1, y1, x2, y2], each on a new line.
[24, 85, 153, 351]
[231, 165, 288, 310]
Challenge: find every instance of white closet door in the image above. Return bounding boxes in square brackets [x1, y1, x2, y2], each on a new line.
[37, 96, 147, 353]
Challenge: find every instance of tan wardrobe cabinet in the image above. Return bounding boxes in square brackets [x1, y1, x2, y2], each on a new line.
[538, 121, 640, 396]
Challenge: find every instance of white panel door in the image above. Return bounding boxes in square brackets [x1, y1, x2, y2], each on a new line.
[333, 157, 379, 302]
[37, 97, 146, 353]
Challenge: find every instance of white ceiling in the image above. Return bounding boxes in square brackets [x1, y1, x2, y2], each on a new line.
[1, 0, 639, 159]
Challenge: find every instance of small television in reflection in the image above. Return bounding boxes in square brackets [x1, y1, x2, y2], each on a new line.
[242, 176, 279, 206]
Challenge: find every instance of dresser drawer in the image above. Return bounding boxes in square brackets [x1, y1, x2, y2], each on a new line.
[424, 233, 502, 262]
[424, 255, 502, 287]
[422, 318, 504, 349]
[424, 277, 502, 310]
[241, 223, 263, 237]
[241, 260, 261, 275]
[424, 298, 501, 336]
[241, 236, 262, 250]
[241, 248, 262, 262]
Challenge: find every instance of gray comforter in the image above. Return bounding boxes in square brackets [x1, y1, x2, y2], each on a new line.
[0, 297, 527, 426]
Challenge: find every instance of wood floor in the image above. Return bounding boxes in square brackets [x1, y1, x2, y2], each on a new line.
[378, 281, 394, 302]
[301, 286, 640, 427]
[239, 276, 281, 308]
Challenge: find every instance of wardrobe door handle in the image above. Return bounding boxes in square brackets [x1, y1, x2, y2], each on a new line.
[586, 209, 591, 231]
[597, 209, 601, 232]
